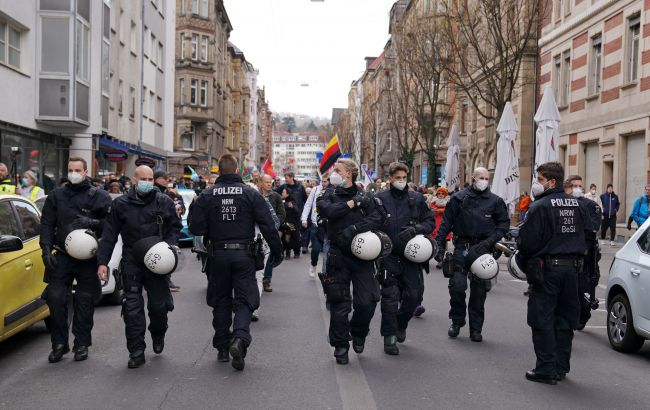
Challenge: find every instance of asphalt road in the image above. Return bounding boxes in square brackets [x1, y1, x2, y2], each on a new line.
[1, 243, 649, 410]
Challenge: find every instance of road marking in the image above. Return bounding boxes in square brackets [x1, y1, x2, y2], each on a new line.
[315, 280, 378, 410]
[584, 325, 607, 329]
[598, 284, 606, 290]
[595, 309, 607, 313]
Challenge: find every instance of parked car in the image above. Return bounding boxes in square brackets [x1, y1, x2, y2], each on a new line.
[31, 194, 123, 305]
[0, 194, 49, 342]
[178, 189, 196, 243]
[606, 218, 650, 353]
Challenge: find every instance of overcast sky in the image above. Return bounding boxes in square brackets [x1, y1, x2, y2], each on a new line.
[224, 0, 396, 119]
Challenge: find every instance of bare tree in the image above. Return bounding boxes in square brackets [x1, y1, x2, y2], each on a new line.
[442, 0, 544, 124]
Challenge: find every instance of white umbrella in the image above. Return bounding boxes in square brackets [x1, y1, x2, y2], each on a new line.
[492, 102, 520, 215]
[444, 124, 461, 192]
[533, 85, 561, 178]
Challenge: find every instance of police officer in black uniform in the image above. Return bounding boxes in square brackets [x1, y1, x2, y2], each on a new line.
[434, 167, 509, 342]
[189, 154, 283, 371]
[40, 157, 112, 363]
[562, 175, 601, 330]
[316, 158, 387, 365]
[518, 162, 588, 385]
[376, 162, 435, 355]
[96, 165, 182, 368]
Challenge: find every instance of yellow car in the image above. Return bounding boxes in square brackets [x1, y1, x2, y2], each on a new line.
[0, 194, 49, 342]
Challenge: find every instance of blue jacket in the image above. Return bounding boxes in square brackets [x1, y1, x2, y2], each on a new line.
[631, 195, 650, 227]
[600, 192, 620, 217]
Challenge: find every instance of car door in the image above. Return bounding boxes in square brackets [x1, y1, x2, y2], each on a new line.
[631, 228, 650, 322]
[11, 199, 45, 301]
[0, 200, 33, 335]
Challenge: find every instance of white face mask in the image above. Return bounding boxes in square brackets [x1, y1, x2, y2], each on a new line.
[590, 189, 596, 195]
[530, 181, 544, 198]
[474, 179, 489, 192]
[572, 187, 584, 198]
[329, 171, 345, 187]
[392, 180, 407, 191]
[68, 172, 84, 185]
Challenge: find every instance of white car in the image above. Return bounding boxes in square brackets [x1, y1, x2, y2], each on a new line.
[606, 218, 650, 353]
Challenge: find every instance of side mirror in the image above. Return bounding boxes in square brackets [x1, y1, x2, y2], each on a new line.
[0, 235, 23, 253]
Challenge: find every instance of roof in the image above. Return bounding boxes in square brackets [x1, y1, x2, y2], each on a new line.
[367, 51, 386, 71]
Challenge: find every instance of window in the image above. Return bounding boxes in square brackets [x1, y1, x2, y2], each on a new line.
[200, 80, 208, 106]
[75, 21, 90, 82]
[191, 34, 198, 60]
[552, 55, 561, 101]
[554, 0, 561, 21]
[386, 131, 392, 152]
[158, 42, 163, 68]
[118, 79, 123, 113]
[150, 32, 156, 64]
[626, 16, 640, 83]
[129, 86, 135, 118]
[142, 86, 148, 117]
[192, 0, 199, 15]
[149, 91, 155, 120]
[588, 35, 602, 95]
[201, 0, 208, 17]
[181, 126, 195, 150]
[460, 99, 468, 133]
[13, 201, 41, 241]
[563, 0, 571, 17]
[180, 0, 185, 14]
[130, 21, 137, 53]
[0, 202, 20, 237]
[179, 78, 185, 105]
[190, 79, 197, 105]
[144, 26, 150, 56]
[561, 50, 571, 106]
[180, 33, 185, 59]
[637, 229, 650, 254]
[0, 21, 21, 69]
[156, 96, 162, 124]
[201, 36, 208, 62]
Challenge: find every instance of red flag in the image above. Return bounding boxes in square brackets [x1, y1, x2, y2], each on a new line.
[262, 159, 276, 177]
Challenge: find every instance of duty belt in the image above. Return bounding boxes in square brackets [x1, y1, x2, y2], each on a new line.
[544, 256, 584, 269]
[210, 241, 250, 251]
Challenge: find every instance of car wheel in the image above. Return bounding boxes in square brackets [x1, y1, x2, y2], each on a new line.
[103, 271, 124, 306]
[607, 293, 645, 353]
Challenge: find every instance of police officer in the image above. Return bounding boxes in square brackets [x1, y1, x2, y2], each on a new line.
[563, 175, 601, 330]
[434, 167, 509, 342]
[316, 158, 387, 365]
[40, 157, 112, 363]
[0, 162, 17, 194]
[518, 162, 588, 384]
[189, 154, 283, 371]
[376, 162, 435, 355]
[96, 165, 182, 369]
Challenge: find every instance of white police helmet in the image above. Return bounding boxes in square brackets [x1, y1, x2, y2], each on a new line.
[404, 235, 438, 263]
[64, 229, 98, 260]
[350, 230, 392, 261]
[507, 250, 526, 281]
[470, 254, 499, 280]
[133, 236, 179, 275]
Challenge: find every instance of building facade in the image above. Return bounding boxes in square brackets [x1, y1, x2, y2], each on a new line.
[272, 132, 326, 178]
[540, 0, 650, 221]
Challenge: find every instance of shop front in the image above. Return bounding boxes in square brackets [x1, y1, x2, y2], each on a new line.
[95, 135, 167, 177]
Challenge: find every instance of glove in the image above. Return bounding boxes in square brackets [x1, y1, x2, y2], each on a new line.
[336, 225, 358, 250]
[352, 192, 373, 209]
[71, 215, 100, 230]
[627, 221, 632, 231]
[434, 244, 445, 263]
[42, 247, 57, 271]
[272, 252, 284, 268]
[398, 226, 417, 243]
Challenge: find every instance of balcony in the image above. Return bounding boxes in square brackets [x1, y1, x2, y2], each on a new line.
[177, 104, 214, 122]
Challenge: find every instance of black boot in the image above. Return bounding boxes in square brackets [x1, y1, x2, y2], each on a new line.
[128, 353, 146, 369]
[470, 332, 483, 342]
[73, 346, 89, 362]
[153, 336, 165, 354]
[448, 324, 461, 338]
[525, 370, 557, 385]
[217, 350, 230, 362]
[48, 344, 70, 363]
[396, 328, 406, 343]
[352, 336, 365, 354]
[384, 336, 399, 355]
[229, 338, 247, 371]
[334, 346, 349, 365]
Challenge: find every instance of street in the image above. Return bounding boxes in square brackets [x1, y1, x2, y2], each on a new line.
[1, 245, 649, 410]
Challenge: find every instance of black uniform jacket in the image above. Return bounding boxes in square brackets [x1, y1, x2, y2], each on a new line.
[518, 187, 588, 261]
[40, 179, 112, 249]
[376, 187, 435, 251]
[96, 188, 182, 266]
[434, 186, 509, 245]
[189, 174, 282, 257]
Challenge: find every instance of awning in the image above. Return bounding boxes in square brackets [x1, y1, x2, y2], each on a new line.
[95, 135, 166, 161]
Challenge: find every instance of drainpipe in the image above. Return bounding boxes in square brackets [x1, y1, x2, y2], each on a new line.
[138, 0, 146, 151]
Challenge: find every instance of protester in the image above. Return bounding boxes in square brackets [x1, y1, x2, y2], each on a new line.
[280, 187, 301, 259]
[20, 170, 45, 201]
[518, 192, 531, 221]
[599, 184, 620, 246]
[630, 184, 650, 228]
[584, 184, 602, 207]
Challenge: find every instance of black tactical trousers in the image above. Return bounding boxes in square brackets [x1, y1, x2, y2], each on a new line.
[527, 266, 579, 377]
[448, 248, 491, 332]
[122, 258, 174, 357]
[380, 255, 424, 337]
[207, 250, 259, 351]
[325, 250, 380, 347]
[44, 253, 101, 348]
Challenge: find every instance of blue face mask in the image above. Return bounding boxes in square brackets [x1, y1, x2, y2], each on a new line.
[21, 178, 30, 187]
[136, 180, 154, 194]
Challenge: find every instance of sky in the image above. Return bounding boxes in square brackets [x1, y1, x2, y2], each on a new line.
[224, 0, 396, 119]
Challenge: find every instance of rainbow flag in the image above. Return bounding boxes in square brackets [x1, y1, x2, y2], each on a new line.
[319, 134, 341, 174]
